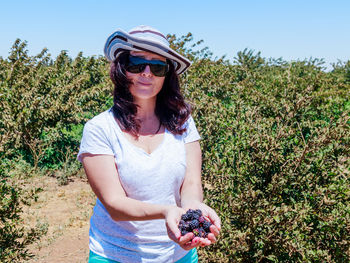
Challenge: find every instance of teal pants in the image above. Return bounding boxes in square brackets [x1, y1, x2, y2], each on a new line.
[89, 248, 198, 263]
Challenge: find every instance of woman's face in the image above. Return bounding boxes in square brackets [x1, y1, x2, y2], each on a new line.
[126, 51, 167, 102]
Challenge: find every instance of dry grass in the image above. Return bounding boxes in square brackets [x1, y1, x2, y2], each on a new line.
[18, 170, 95, 263]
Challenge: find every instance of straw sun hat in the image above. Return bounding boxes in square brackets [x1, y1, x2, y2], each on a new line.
[104, 25, 191, 75]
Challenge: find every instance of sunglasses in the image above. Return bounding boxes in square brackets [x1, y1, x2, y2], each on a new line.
[125, 55, 169, 77]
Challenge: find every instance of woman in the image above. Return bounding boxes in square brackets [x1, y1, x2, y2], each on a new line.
[77, 25, 221, 263]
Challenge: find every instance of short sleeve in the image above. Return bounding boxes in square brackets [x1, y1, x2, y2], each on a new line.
[182, 116, 201, 143]
[77, 120, 114, 163]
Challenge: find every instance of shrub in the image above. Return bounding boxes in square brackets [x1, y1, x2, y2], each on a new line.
[0, 159, 47, 262]
[182, 51, 350, 262]
[0, 39, 112, 167]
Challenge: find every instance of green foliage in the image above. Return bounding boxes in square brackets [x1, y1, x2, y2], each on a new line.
[167, 32, 214, 61]
[0, 164, 47, 262]
[178, 41, 350, 261]
[0, 39, 112, 166]
[1, 37, 349, 262]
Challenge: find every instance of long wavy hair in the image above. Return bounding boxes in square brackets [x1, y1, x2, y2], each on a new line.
[109, 51, 191, 137]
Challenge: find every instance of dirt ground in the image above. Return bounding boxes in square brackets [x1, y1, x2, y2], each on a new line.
[22, 173, 96, 263]
[19, 173, 214, 262]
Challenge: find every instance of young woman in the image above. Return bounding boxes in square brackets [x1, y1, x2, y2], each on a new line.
[77, 25, 221, 263]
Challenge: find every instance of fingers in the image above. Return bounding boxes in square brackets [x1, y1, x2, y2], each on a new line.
[179, 234, 216, 250]
[207, 233, 217, 244]
[165, 208, 183, 241]
[209, 224, 220, 237]
[179, 232, 194, 244]
[189, 236, 200, 247]
[179, 234, 209, 250]
[166, 228, 178, 243]
[167, 219, 181, 240]
[206, 207, 221, 231]
[198, 237, 211, 247]
[179, 233, 196, 250]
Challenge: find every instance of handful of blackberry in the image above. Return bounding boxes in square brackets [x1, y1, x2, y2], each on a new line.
[178, 209, 212, 238]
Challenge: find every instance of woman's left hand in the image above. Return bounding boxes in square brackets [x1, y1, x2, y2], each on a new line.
[182, 201, 221, 248]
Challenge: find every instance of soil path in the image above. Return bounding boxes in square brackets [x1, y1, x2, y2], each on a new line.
[23, 174, 96, 263]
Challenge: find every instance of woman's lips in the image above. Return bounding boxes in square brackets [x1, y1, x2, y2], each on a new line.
[137, 81, 152, 86]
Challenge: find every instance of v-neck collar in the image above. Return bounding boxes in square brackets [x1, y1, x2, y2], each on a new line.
[109, 110, 168, 157]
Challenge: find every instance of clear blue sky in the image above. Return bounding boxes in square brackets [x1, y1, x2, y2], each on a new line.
[1, 0, 349, 68]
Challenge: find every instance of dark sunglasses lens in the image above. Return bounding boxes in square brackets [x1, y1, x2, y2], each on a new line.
[126, 64, 146, 74]
[149, 64, 168, 77]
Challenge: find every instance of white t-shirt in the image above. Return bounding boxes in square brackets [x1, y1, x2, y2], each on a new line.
[77, 108, 201, 263]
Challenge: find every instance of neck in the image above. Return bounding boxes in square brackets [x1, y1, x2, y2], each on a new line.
[134, 97, 162, 136]
[135, 97, 157, 122]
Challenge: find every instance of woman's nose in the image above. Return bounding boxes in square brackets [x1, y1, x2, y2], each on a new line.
[141, 65, 152, 76]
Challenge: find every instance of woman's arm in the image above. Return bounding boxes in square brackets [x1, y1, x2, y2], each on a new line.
[180, 141, 203, 208]
[80, 153, 182, 221]
[177, 141, 221, 248]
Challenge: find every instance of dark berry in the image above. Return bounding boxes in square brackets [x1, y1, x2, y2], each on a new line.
[181, 213, 192, 221]
[203, 221, 212, 232]
[198, 227, 206, 238]
[198, 215, 206, 224]
[192, 213, 200, 220]
[181, 230, 189, 236]
[189, 219, 200, 230]
[178, 209, 209, 238]
[183, 222, 191, 231]
[187, 209, 196, 219]
[194, 209, 202, 216]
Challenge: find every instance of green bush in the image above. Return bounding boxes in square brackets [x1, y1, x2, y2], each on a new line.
[0, 158, 47, 262]
[182, 50, 350, 262]
[0, 39, 112, 167]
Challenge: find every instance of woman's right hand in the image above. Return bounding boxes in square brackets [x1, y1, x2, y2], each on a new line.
[164, 206, 203, 250]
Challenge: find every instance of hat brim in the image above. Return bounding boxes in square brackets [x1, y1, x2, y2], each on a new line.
[104, 29, 191, 75]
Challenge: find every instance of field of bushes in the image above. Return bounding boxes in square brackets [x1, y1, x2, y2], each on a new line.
[0, 34, 349, 262]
